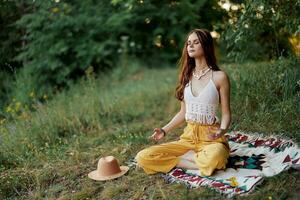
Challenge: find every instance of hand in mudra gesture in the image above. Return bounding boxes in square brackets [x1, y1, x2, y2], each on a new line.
[148, 128, 166, 142]
[207, 126, 225, 140]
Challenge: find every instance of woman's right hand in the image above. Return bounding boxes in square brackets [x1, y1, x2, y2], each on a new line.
[148, 128, 165, 141]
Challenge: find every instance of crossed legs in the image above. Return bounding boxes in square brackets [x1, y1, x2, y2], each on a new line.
[136, 139, 229, 176]
[135, 140, 193, 174]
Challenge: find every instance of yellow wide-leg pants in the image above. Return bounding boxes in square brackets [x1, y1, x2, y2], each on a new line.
[135, 121, 230, 176]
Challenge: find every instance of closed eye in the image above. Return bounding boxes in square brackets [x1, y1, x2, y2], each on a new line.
[187, 40, 200, 45]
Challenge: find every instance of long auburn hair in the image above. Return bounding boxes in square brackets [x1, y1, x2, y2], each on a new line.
[175, 28, 221, 101]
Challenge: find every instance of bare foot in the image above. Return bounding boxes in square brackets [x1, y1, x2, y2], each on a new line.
[176, 158, 199, 170]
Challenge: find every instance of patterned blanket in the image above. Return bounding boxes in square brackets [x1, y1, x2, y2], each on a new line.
[127, 131, 300, 198]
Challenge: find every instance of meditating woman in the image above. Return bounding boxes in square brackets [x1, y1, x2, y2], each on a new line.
[135, 28, 231, 176]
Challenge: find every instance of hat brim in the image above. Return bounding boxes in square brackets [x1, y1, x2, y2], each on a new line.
[88, 166, 129, 181]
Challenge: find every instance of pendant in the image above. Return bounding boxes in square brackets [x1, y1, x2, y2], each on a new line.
[193, 68, 211, 80]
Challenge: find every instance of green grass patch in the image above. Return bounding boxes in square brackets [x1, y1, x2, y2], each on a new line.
[0, 57, 299, 199]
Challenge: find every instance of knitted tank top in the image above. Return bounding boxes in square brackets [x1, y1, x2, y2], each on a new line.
[183, 70, 220, 125]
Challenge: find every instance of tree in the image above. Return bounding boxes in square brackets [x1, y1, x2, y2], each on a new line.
[220, 0, 300, 62]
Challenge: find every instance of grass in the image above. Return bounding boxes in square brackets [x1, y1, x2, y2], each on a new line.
[0, 57, 299, 199]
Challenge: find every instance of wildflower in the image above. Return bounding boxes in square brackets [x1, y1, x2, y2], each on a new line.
[15, 102, 21, 111]
[5, 106, 12, 113]
[0, 118, 6, 125]
[85, 66, 94, 77]
[145, 18, 150, 24]
[43, 94, 48, 100]
[52, 7, 59, 13]
[29, 91, 35, 98]
[169, 39, 176, 46]
[278, 73, 284, 79]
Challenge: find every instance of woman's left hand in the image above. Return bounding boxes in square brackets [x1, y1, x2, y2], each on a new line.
[207, 126, 225, 140]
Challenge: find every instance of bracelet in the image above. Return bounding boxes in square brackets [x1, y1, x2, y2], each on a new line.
[160, 128, 166, 136]
[218, 128, 227, 136]
[220, 128, 227, 134]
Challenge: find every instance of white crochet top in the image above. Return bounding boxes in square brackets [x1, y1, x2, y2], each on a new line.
[183, 70, 220, 125]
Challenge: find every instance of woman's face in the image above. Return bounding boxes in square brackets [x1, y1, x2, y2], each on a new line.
[187, 32, 204, 58]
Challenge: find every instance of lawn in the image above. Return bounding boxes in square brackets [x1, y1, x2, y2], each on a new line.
[0, 57, 299, 199]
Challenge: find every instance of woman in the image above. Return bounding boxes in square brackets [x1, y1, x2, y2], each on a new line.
[135, 28, 231, 176]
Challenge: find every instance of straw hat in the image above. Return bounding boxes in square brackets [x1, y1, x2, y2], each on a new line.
[88, 155, 129, 181]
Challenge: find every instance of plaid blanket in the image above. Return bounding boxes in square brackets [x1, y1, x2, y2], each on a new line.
[127, 131, 300, 198]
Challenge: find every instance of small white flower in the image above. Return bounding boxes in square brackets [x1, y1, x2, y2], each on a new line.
[129, 41, 135, 47]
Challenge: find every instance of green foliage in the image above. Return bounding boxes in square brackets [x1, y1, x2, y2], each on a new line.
[0, 71, 14, 114]
[0, 0, 227, 111]
[0, 0, 28, 69]
[14, 0, 124, 87]
[220, 0, 300, 62]
[112, 0, 227, 62]
[0, 1, 34, 108]
[12, 0, 225, 90]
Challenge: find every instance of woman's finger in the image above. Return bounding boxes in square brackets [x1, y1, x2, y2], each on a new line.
[209, 126, 218, 131]
[208, 133, 218, 140]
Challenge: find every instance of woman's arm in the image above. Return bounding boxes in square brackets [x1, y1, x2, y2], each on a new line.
[219, 71, 232, 132]
[161, 100, 186, 134]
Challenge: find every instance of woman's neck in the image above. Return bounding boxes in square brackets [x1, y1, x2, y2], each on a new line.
[194, 57, 209, 71]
